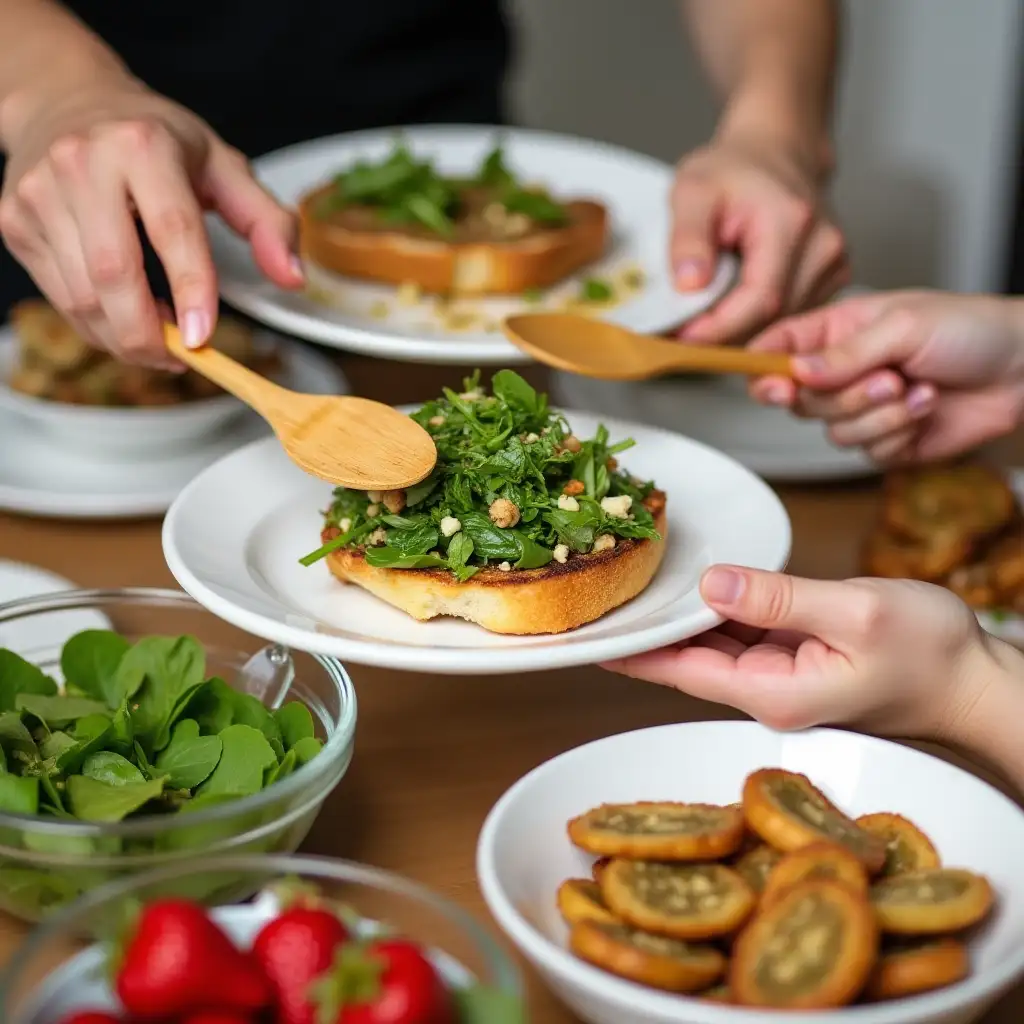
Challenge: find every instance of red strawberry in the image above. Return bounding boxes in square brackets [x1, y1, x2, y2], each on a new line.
[252, 905, 350, 1024]
[114, 899, 272, 1018]
[182, 1014, 257, 1024]
[56, 1014, 123, 1024]
[312, 939, 455, 1024]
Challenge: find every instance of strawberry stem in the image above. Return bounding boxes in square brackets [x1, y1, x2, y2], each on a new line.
[310, 944, 385, 1024]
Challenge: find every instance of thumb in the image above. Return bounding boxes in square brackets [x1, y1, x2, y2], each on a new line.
[700, 565, 860, 643]
[669, 181, 719, 290]
[792, 310, 919, 390]
[202, 141, 303, 289]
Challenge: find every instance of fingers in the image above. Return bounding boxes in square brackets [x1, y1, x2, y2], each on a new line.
[202, 142, 302, 289]
[825, 386, 937, 447]
[785, 220, 849, 313]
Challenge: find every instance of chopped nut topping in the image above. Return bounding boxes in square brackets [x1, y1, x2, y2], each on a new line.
[558, 494, 580, 512]
[562, 434, 583, 454]
[382, 489, 406, 515]
[440, 516, 462, 538]
[553, 544, 569, 564]
[592, 534, 616, 553]
[606, 456, 619, 470]
[562, 479, 585, 497]
[489, 497, 521, 528]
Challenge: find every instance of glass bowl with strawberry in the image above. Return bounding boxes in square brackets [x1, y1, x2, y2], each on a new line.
[0, 589, 357, 923]
[0, 852, 525, 1024]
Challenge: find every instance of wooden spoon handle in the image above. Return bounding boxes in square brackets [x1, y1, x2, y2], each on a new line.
[661, 344, 794, 378]
[164, 323, 287, 417]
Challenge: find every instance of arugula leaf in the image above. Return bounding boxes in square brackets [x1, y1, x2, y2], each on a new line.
[274, 702, 315, 750]
[155, 720, 223, 790]
[16, 694, 108, 728]
[197, 725, 277, 799]
[59, 630, 131, 707]
[82, 751, 146, 787]
[477, 143, 515, 187]
[0, 649, 58, 712]
[66, 775, 166, 822]
[0, 773, 38, 815]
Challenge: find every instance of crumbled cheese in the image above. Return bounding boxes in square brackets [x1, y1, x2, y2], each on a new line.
[458, 388, 484, 402]
[592, 534, 616, 553]
[367, 490, 383, 503]
[368, 527, 388, 546]
[523, 432, 540, 444]
[553, 544, 569, 564]
[558, 494, 580, 512]
[497, 561, 512, 572]
[440, 516, 462, 538]
[428, 415, 446, 427]
[369, 300, 389, 320]
[600, 495, 633, 518]
[338, 517, 352, 534]
[365, 503, 381, 518]
[397, 281, 421, 306]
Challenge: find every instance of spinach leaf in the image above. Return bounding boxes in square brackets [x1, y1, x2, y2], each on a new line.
[196, 725, 277, 799]
[0, 713, 39, 764]
[0, 649, 57, 712]
[82, 751, 146, 787]
[264, 748, 297, 787]
[16, 694, 109, 728]
[59, 630, 131, 706]
[39, 731, 78, 763]
[458, 511, 521, 561]
[0, 774, 38, 815]
[66, 775, 166, 822]
[364, 548, 449, 571]
[155, 720, 223, 790]
[383, 518, 439, 557]
[501, 186, 567, 225]
[55, 715, 113, 775]
[291, 736, 324, 766]
[274, 702, 315, 750]
[476, 144, 515, 187]
[490, 369, 541, 416]
[185, 677, 236, 736]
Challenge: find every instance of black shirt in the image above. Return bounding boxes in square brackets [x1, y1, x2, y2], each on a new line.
[0, 0, 510, 314]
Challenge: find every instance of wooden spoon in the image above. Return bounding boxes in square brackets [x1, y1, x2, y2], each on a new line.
[164, 324, 436, 490]
[503, 313, 794, 381]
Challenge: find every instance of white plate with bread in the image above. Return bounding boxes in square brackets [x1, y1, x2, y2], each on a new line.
[161, 371, 790, 674]
[208, 125, 737, 365]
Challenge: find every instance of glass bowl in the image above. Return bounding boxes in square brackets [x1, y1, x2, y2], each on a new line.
[0, 853, 524, 1023]
[0, 588, 357, 923]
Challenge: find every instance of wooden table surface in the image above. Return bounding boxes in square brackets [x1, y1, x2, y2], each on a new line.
[1, 354, 1023, 1021]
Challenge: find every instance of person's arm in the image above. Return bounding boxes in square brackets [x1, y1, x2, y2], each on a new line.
[682, 0, 839, 181]
[0, 0, 135, 150]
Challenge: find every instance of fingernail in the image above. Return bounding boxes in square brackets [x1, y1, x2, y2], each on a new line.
[794, 355, 826, 377]
[701, 567, 746, 605]
[907, 384, 936, 415]
[181, 309, 211, 349]
[675, 259, 708, 289]
[763, 382, 790, 406]
[289, 254, 305, 279]
[867, 376, 899, 402]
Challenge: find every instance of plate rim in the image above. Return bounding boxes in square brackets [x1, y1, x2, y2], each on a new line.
[161, 414, 793, 674]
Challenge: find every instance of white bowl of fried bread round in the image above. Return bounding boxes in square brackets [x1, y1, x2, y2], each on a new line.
[477, 721, 1024, 1024]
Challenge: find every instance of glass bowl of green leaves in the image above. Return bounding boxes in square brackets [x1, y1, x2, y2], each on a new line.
[0, 587, 357, 924]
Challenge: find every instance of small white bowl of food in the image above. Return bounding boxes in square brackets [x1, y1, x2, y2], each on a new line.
[477, 720, 1024, 1024]
[0, 301, 281, 458]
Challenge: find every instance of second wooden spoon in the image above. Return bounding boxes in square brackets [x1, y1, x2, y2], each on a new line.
[164, 324, 436, 490]
[503, 312, 794, 380]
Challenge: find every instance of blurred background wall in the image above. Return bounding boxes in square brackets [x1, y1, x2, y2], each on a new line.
[509, 0, 1023, 294]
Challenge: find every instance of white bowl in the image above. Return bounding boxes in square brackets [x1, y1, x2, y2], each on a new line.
[477, 721, 1024, 1024]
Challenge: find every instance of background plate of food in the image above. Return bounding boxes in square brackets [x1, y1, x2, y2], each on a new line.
[207, 125, 737, 365]
[161, 370, 791, 675]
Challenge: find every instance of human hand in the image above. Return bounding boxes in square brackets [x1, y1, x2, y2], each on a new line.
[0, 76, 301, 368]
[747, 291, 1024, 463]
[603, 564, 1001, 743]
[670, 137, 848, 344]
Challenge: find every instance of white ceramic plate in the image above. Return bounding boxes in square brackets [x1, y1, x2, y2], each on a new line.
[0, 561, 110, 655]
[478, 721, 1024, 1024]
[0, 326, 248, 458]
[161, 411, 791, 675]
[0, 339, 347, 520]
[209, 125, 737, 365]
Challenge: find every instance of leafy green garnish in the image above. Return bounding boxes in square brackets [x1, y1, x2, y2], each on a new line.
[580, 277, 614, 302]
[302, 370, 660, 577]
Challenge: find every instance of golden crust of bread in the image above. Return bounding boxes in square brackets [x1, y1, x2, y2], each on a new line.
[298, 187, 609, 295]
[325, 508, 666, 635]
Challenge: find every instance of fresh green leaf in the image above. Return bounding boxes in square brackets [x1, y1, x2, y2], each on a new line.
[66, 775, 166, 822]
[476, 143, 515, 187]
[39, 731, 78, 763]
[0, 649, 57, 713]
[290, 736, 323, 766]
[185, 677, 236, 736]
[155, 720, 223, 790]
[59, 630, 131, 707]
[0, 712, 39, 764]
[453, 986, 526, 1024]
[82, 751, 146, 787]
[274, 702, 315, 750]
[16, 694, 109, 727]
[364, 548, 449, 570]
[196, 724, 277, 799]
[0, 773, 38, 815]
[580, 277, 613, 302]
[264, 748, 297, 787]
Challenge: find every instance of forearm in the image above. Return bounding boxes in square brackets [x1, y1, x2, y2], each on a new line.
[681, 0, 840, 178]
[0, 0, 133, 149]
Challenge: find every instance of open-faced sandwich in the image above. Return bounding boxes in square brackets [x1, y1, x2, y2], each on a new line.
[300, 371, 666, 634]
[299, 142, 608, 296]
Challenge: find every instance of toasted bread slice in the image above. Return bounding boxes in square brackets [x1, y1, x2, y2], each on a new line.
[325, 507, 666, 635]
[298, 186, 609, 295]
